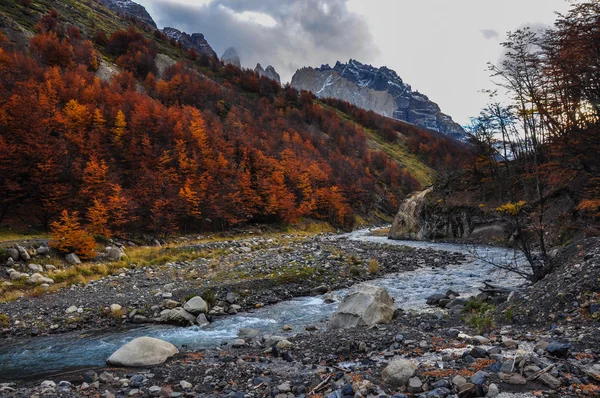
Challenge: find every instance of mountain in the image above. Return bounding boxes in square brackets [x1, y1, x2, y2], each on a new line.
[291, 59, 466, 139]
[162, 27, 217, 58]
[255, 63, 281, 85]
[98, 0, 157, 29]
[221, 47, 241, 68]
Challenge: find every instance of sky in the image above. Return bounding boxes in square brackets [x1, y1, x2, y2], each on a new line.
[135, 0, 572, 125]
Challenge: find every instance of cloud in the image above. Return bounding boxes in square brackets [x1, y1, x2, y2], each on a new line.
[138, 0, 379, 83]
[480, 29, 499, 40]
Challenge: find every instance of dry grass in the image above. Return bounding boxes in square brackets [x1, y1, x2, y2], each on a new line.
[367, 258, 380, 274]
[369, 227, 390, 236]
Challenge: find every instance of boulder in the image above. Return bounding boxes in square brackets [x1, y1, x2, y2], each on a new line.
[37, 245, 50, 255]
[16, 246, 30, 261]
[183, 296, 208, 315]
[381, 358, 417, 387]
[106, 337, 178, 367]
[65, 253, 81, 265]
[159, 308, 196, 326]
[195, 314, 209, 326]
[7, 248, 19, 261]
[9, 271, 28, 280]
[28, 264, 44, 273]
[28, 273, 54, 284]
[107, 247, 126, 261]
[329, 285, 396, 329]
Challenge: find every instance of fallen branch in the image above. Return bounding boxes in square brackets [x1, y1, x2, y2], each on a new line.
[309, 375, 332, 395]
[526, 364, 554, 381]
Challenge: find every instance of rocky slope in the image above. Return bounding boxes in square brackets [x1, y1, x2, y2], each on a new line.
[98, 0, 157, 28]
[291, 59, 466, 139]
[162, 27, 217, 59]
[255, 63, 281, 85]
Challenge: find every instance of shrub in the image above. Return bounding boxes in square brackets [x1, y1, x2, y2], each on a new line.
[462, 298, 495, 334]
[0, 313, 9, 328]
[201, 290, 217, 306]
[349, 265, 361, 277]
[367, 258, 380, 274]
[50, 210, 97, 259]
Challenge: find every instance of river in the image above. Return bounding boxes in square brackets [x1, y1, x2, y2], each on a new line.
[0, 229, 527, 381]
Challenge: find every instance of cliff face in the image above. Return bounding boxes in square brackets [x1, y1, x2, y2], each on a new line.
[162, 27, 217, 58]
[255, 63, 281, 85]
[291, 59, 466, 139]
[99, 0, 157, 28]
[389, 188, 513, 243]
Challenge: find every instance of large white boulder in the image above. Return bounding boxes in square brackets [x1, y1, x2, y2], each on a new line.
[329, 285, 396, 329]
[106, 337, 178, 367]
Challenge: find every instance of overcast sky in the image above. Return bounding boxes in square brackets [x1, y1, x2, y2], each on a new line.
[135, 0, 572, 125]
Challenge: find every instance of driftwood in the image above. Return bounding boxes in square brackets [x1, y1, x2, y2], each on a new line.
[309, 375, 332, 395]
[526, 364, 554, 381]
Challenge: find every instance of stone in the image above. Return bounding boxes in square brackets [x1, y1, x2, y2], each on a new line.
[106, 337, 178, 367]
[159, 308, 197, 326]
[311, 285, 329, 295]
[180, 380, 192, 389]
[196, 314, 209, 326]
[508, 374, 526, 385]
[183, 296, 208, 315]
[65, 253, 81, 265]
[66, 305, 78, 314]
[110, 304, 122, 313]
[226, 292, 237, 304]
[5, 257, 14, 266]
[41, 381, 56, 388]
[472, 335, 490, 344]
[16, 246, 30, 261]
[486, 383, 499, 397]
[282, 324, 293, 331]
[470, 347, 488, 359]
[107, 247, 126, 261]
[538, 373, 561, 389]
[426, 293, 447, 306]
[163, 299, 179, 309]
[45, 264, 56, 271]
[28, 263, 43, 272]
[276, 339, 293, 349]
[232, 339, 246, 348]
[381, 358, 417, 387]
[9, 271, 28, 280]
[471, 371, 489, 386]
[27, 273, 54, 284]
[500, 360, 516, 373]
[407, 377, 423, 393]
[546, 342, 574, 358]
[452, 375, 467, 388]
[502, 340, 518, 349]
[7, 248, 19, 261]
[37, 245, 50, 255]
[329, 285, 397, 329]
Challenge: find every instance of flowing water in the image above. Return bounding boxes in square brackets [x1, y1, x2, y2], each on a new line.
[0, 229, 527, 381]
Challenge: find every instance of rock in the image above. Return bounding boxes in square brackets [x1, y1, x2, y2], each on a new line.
[110, 304, 122, 313]
[196, 314, 209, 326]
[16, 246, 30, 261]
[311, 285, 329, 295]
[107, 247, 126, 261]
[329, 285, 397, 329]
[381, 358, 417, 387]
[282, 324, 293, 331]
[66, 305, 78, 314]
[163, 299, 179, 309]
[106, 337, 178, 367]
[470, 347, 488, 358]
[183, 296, 208, 315]
[546, 342, 574, 358]
[471, 371, 489, 386]
[221, 47, 241, 68]
[9, 271, 27, 280]
[226, 292, 237, 304]
[27, 273, 54, 284]
[5, 257, 14, 266]
[446, 329, 461, 338]
[486, 383, 499, 397]
[452, 375, 467, 388]
[508, 374, 526, 385]
[276, 339, 293, 349]
[159, 308, 196, 326]
[7, 248, 19, 261]
[41, 381, 56, 388]
[538, 373, 561, 389]
[180, 380, 192, 389]
[45, 264, 56, 271]
[238, 328, 260, 337]
[458, 383, 476, 397]
[426, 293, 447, 306]
[502, 340, 518, 349]
[407, 377, 423, 393]
[65, 253, 81, 265]
[28, 263, 43, 272]
[277, 382, 291, 393]
[232, 339, 246, 348]
[472, 335, 490, 344]
[37, 245, 50, 255]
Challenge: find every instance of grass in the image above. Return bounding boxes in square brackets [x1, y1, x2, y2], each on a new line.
[462, 298, 495, 334]
[0, 313, 9, 328]
[367, 258, 380, 274]
[0, 228, 49, 244]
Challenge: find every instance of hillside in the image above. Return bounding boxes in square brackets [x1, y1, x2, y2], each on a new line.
[0, 0, 468, 238]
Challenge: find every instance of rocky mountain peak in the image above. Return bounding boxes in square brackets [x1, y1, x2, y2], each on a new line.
[221, 47, 241, 68]
[162, 27, 217, 59]
[98, 0, 157, 28]
[255, 63, 281, 85]
[291, 59, 465, 139]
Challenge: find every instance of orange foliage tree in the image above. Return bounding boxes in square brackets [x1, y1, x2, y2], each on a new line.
[50, 210, 97, 258]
